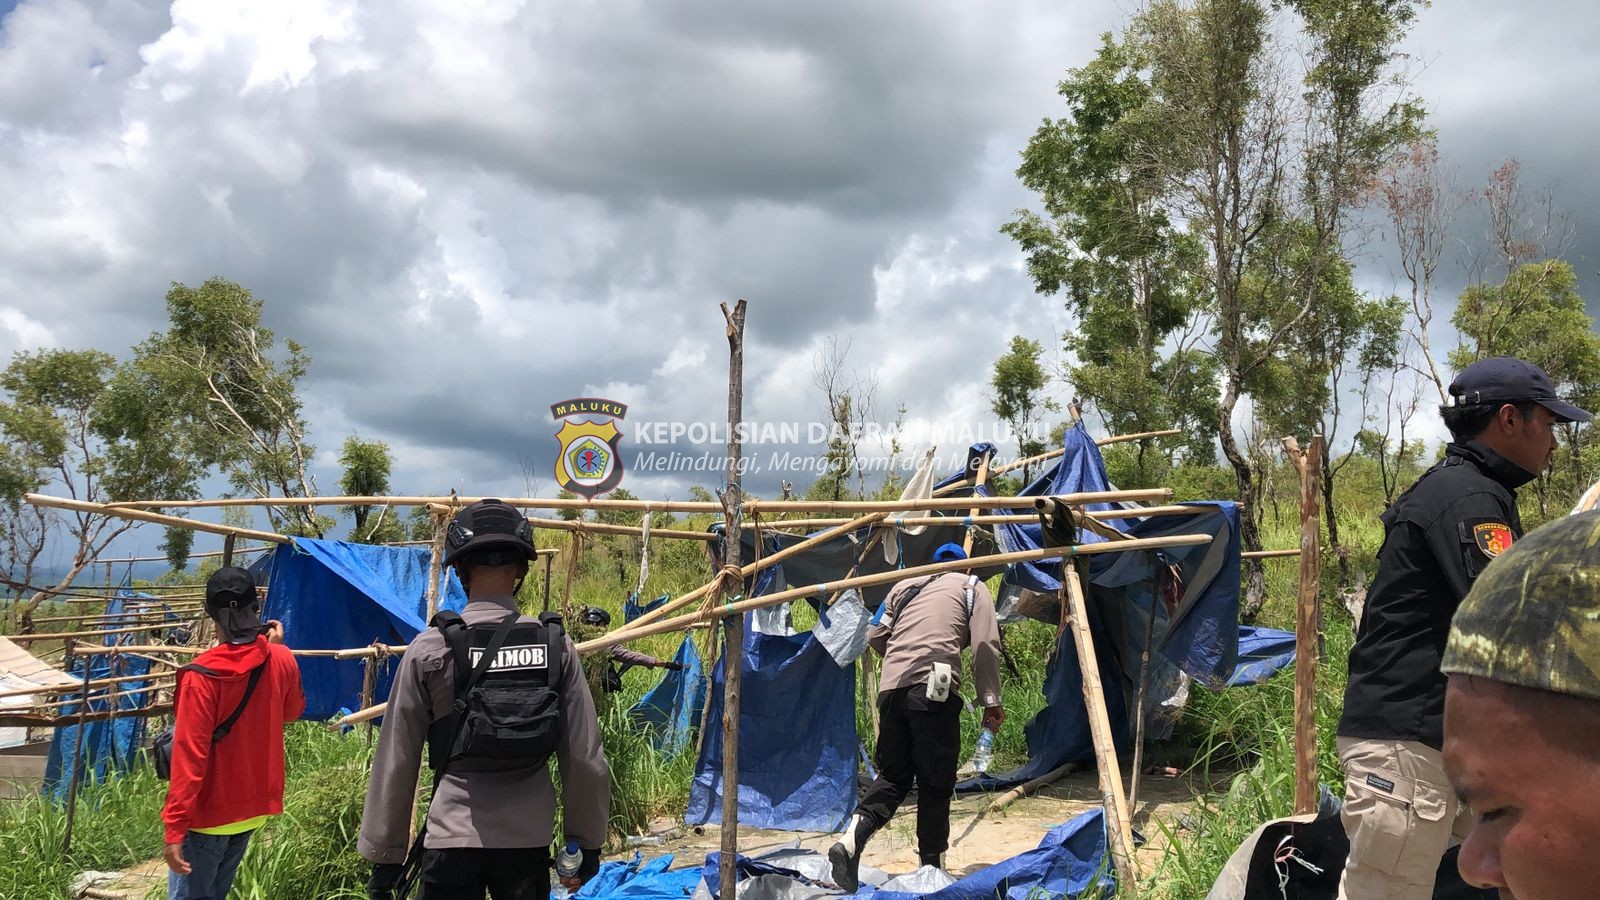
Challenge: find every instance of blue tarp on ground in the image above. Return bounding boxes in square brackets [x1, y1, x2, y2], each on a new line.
[1229, 626, 1297, 686]
[261, 539, 467, 721]
[630, 635, 707, 752]
[685, 603, 858, 833]
[43, 590, 164, 799]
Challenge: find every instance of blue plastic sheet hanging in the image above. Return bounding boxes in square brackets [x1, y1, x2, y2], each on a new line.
[629, 635, 707, 752]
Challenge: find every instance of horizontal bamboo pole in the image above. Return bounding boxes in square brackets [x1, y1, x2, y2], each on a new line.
[0, 704, 172, 728]
[760, 504, 1215, 531]
[608, 511, 893, 640]
[29, 609, 203, 625]
[0, 670, 169, 701]
[101, 489, 1173, 515]
[31, 679, 175, 712]
[530, 518, 715, 542]
[1242, 549, 1301, 559]
[340, 528, 1217, 728]
[112, 545, 273, 564]
[990, 429, 1183, 477]
[24, 494, 291, 544]
[335, 644, 406, 661]
[69, 644, 201, 659]
[8, 622, 188, 643]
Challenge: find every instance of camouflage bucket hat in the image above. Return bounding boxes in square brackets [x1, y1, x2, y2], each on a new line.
[1443, 509, 1600, 699]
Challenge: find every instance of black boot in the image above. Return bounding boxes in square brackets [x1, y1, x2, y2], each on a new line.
[918, 851, 944, 870]
[828, 814, 871, 891]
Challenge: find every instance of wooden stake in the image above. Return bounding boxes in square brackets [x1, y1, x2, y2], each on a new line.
[718, 299, 747, 900]
[360, 654, 379, 746]
[221, 532, 237, 568]
[1128, 588, 1161, 814]
[61, 677, 92, 855]
[1282, 436, 1323, 816]
[425, 513, 447, 620]
[1061, 563, 1137, 888]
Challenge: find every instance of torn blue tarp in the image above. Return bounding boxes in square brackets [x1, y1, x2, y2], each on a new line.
[684, 808, 1113, 899]
[1228, 626, 1297, 686]
[630, 635, 707, 752]
[626, 592, 670, 623]
[43, 591, 166, 798]
[261, 539, 467, 720]
[686, 606, 857, 833]
[575, 852, 702, 899]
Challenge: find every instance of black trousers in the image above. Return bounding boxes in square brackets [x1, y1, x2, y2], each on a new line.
[420, 847, 551, 900]
[855, 685, 962, 857]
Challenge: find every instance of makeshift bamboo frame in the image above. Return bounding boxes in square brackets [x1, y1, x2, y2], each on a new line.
[6, 622, 195, 644]
[1283, 436, 1323, 816]
[112, 545, 272, 564]
[1061, 562, 1138, 887]
[761, 505, 1213, 530]
[960, 452, 993, 557]
[100, 490, 1173, 514]
[530, 518, 716, 542]
[0, 670, 174, 701]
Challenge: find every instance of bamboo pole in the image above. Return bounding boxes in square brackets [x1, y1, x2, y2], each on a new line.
[0, 670, 175, 701]
[987, 761, 1083, 814]
[988, 429, 1183, 477]
[960, 453, 992, 558]
[1129, 590, 1161, 814]
[1241, 548, 1301, 559]
[221, 533, 237, 568]
[7, 622, 178, 643]
[101, 490, 1174, 514]
[61, 681, 92, 855]
[23, 494, 290, 543]
[718, 299, 746, 900]
[530, 518, 716, 542]
[762, 505, 1213, 531]
[0, 703, 172, 728]
[612, 512, 888, 639]
[1061, 563, 1138, 888]
[1283, 436, 1323, 816]
[338, 533, 1219, 727]
[360, 654, 379, 745]
[106, 545, 271, 564]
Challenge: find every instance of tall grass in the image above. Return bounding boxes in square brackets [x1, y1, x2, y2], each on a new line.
[0, 759, 168, 898]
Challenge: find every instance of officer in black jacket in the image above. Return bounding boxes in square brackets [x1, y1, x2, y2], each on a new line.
[1335, 358, 1590, 900]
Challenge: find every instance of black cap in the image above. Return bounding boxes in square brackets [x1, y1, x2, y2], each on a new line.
[1449, 356, 1593, 424]
[205, 566, 262, 644]
[443, 499, 539, 567]
[581, 606, 612, 628]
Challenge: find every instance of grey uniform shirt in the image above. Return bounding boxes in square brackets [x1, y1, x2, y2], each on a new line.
[358, 597, 611, 863]
[868, 572, 1002, 708]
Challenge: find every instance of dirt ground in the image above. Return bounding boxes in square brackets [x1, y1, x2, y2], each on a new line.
[641, 760, 1229, 883]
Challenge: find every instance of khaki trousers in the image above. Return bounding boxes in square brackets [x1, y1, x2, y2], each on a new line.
[1336, 737, 1472, 900]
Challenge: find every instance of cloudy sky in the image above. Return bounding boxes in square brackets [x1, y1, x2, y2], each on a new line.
[1, 0, 1597, 561]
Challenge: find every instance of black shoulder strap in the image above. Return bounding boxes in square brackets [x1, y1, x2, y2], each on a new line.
[209, 656, 265, 739]
[539, 612, 564, 689]
[431, 610, 471, 699]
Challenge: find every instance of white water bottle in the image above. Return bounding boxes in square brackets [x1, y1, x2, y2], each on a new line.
[973, 728, 995, 773]
[555, 840, 582, 880]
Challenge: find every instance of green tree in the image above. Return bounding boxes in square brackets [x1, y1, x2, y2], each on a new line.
[161, 527, 196, 571]
[338, 435, 394, 541]
[406, 506, 437, 542]
[989, 337, 1060, 482]
[1004, 33, 1216, 482]
[0, 349, 201, 628]
[1450, 259, 1600, 515]
[114, 278, 324, 536]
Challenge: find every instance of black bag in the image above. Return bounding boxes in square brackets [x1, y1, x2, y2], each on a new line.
[396, 611, 566, 898]
[151, 661, 267, 780]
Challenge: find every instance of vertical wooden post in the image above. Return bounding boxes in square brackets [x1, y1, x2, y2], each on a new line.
[1061, 562, 1137, 888]
[541, 552, 555, 613]
[221, 532, 237, 569]
[360, 655, 379, 746]
[960, 452, 991, 558]
[1128, 588, 1160, 813]
[1283, 436, 1323, 816]
[718, 299, 747, 900]
[425, 513, 447, 620]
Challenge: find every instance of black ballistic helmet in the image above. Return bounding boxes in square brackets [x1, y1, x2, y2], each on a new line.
[443, 499, 538, 567]
[580, 606, 612, 628]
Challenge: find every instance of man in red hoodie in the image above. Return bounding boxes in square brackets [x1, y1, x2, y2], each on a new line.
[162, 566, 305, 900]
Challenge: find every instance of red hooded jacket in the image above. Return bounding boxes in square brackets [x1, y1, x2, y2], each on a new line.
[161, 637, 305, 843]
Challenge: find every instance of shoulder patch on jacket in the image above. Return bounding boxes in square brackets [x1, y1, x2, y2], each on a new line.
[1471, 521, 1515, 559]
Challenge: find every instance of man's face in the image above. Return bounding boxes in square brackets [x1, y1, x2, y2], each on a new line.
[1503, 404, 1560, 475]
[1443, 675, 1600, 898]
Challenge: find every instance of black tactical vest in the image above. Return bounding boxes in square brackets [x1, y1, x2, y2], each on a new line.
[425, 610, 565, 776]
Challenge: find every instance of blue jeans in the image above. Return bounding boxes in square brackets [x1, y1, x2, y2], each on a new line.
[168, 829, 254, 900]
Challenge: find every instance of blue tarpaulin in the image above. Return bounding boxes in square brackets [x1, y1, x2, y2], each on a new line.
[686, 605, 857, 833]
[625, 593, 670, 623]
[261, 539, 467, 721]
[629, 635, 707, 751]
[43, 590, 164, 798]
[954, 422, 1245, 791]
[1229, 626, 1297, 686]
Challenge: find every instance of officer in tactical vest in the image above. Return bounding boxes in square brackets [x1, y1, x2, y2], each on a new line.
[1336, 358, 1590, 899]
[360, 500, 610, 900]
